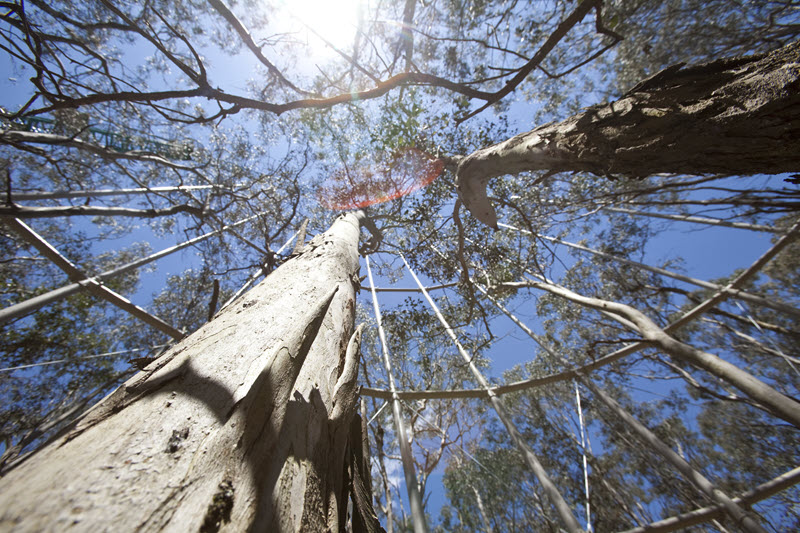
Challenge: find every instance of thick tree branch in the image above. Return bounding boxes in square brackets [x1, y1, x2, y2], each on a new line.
[456, 41, 800, 226]
[7, 0, 620, 126]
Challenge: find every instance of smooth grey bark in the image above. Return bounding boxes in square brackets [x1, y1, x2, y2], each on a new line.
[365, 256, 428, 533]
[402, 256, 585, 533]
[0, 212, 374, 532]
[580, 377, 768, 533]
[456, 41, 800, 226]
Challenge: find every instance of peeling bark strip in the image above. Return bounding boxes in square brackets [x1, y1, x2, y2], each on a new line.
[0, 213, 368, 532]
[456, 41, 800, 226]
[349, 413, 385, 533]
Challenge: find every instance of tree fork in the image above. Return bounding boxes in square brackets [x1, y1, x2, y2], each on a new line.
[457, 41, 800, 226]
[0, 212, 376, 532]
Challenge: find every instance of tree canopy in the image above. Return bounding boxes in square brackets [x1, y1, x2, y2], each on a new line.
[1, 0, 799, 531]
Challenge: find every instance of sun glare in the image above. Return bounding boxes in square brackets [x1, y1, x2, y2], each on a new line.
[316, 148, 445, 211]
[279, 0, 364, 57]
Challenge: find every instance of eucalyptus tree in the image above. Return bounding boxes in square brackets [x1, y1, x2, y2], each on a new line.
[0, 116, 302, 467]
[601, 0, 800, 94]
[437, 197, 799, 530]
[0, 211, 377, 531]
[0, 0, 799, 531]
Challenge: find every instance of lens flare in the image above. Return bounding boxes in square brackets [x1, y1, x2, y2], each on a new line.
[317, 147, 444, 210]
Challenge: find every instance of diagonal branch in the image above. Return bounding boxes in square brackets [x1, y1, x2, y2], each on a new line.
[205, 0, 317, 96]
[0, 130, 198, 170]
[5, 218, 185, 339]
[458, 0, 602, 122]
[0, 204, 205, 219]
[508, 276, 800, 428]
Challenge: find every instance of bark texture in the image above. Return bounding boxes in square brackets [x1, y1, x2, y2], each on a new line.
[456, 41, 800, 226]
[0, 213, 369, 532]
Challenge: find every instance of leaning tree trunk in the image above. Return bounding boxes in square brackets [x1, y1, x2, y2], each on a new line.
[0, 212, 376, 532]
[456, 40, 800, 226]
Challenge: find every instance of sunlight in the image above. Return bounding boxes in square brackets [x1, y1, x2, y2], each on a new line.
[279, 0, 365, 57]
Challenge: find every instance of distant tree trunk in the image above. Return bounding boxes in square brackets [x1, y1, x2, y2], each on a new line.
[0, 212, 378, 532]
[471, 485, 494, 533]
[456, 41, 800, 226]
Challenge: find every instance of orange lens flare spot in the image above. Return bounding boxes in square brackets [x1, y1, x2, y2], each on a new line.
[316, 148, 444, 210]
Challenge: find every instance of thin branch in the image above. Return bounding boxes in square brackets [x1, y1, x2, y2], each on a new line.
[0, 204, 204, 219]
[0, 130, 198, 170]
[458, 0, 601, 122]
[205, 0, 317, 96]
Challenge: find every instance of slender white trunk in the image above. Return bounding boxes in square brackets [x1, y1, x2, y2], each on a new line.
[403, 256, 585, 533]
[581, 377, 768, 533]
[574, 383, 592, 533]
[602, 207, 780, 234]
[366, 256, 428, 533]
[471, 485, 494, 533]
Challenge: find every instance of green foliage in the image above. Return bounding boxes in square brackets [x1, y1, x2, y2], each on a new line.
[119, 268, 232, 349]
[0, 233, 147, 463]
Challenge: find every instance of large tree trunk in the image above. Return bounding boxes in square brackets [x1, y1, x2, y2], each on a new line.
[456, 41, 800, 226]
[0, 212, 373, 532]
